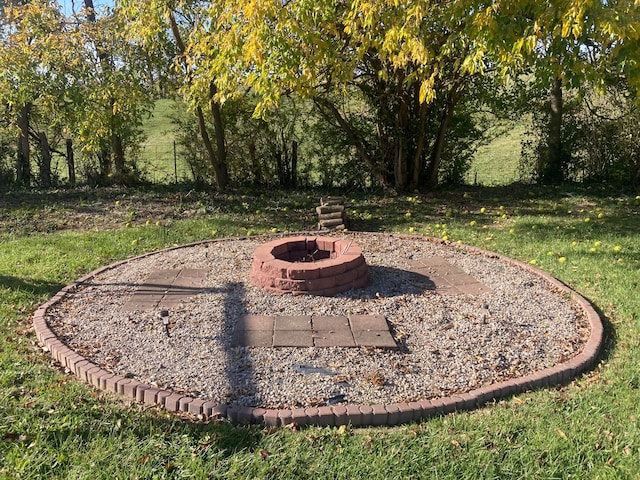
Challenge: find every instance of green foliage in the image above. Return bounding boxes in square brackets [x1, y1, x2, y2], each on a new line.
[520, 82, 640, 187]
[0, 1, 155, 188]
[572, 94, 640, 186]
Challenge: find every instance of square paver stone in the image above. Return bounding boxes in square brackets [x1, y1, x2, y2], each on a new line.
[420, 256, 454, 267]
[232, 329, 273, 347]
[406, 271, 437, 290]
[275, 315, 312, 331]
[348, 315, 389, 331]
[352, 330, 398, 349]
[235, 315, 275, 331]
[443, 272, 482, 286]
[410, 257, 453, 271]
[273, 330, 314, 347]
[147, 269, 181, 284]
[121, 299, 160, 311]
[435, 286, 463, 295]
[423, 275, 454, 289]
[312, 316, 351, 332]
[313, 329, 356, 347]
[174, 268, 208, 282]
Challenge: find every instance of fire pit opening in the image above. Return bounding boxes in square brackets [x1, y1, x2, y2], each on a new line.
[250, 236, 369, 295]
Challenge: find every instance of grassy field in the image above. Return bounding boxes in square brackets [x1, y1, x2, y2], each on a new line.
[139, 99, 192, 184]
[140, 99, 527, 187]
[467, 123, 526, 186]
[1, 181, 639, 478]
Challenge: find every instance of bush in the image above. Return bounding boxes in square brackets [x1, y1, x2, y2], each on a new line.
[520, 86, 640, 187]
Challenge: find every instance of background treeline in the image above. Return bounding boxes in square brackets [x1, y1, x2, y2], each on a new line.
[1, 0, 639, 191]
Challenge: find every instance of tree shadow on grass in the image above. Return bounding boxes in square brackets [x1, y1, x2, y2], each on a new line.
[0, 275, 64, 297]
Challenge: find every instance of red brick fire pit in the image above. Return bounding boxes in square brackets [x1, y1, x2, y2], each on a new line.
[250, 236, 369, 295]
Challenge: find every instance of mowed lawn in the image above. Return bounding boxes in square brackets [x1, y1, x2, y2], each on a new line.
[1, 181, 639, 478]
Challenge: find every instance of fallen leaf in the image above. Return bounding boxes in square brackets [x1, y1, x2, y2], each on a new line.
[259, 449, 270, 461]
[285, 421, 299, 432]
[557, 429, 567, 439]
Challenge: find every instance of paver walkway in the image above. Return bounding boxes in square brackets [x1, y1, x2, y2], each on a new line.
[231, 314, 398, 348]
[120, 257, 492, 347]
[410, 256, 492, 295]
[122, 268, 208, 311]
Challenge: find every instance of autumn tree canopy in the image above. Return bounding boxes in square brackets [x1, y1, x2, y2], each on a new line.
[1, 0, 638, 189]
[190, 0, 640, 189]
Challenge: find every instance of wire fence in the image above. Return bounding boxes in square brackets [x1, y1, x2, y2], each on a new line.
[139, 140, 194, 184]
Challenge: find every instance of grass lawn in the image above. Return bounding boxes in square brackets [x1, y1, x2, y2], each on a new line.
[139, 98, 192, 184]
[1, 183, 639, 479]
[467, 122, 527, 186]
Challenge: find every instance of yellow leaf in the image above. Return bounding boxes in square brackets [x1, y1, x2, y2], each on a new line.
[557, 429, 567, 439]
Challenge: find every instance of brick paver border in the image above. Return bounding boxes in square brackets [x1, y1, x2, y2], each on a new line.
[32, 232, 604, 427]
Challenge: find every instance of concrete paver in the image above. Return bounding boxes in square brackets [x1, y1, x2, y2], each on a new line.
[273, 329, 314, 347]
[313, 329, 356, 347]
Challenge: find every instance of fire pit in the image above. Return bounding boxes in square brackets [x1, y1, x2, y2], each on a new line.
[250, 236, 369, 295]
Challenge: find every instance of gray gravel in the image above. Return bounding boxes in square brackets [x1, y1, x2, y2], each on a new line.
[47, 233, 590, 409]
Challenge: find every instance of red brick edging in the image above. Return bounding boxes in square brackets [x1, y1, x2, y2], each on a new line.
[31, 233, 604, 427]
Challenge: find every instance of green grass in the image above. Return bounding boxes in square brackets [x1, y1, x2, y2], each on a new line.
[1, 185, 640, 479]
[139, 98, 191, 184]
[468, 122, 527, 186]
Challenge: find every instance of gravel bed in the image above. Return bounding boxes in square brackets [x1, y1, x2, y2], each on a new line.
[47, 233, 590, 409]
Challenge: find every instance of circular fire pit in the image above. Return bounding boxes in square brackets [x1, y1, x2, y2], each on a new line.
[250, 236, 369, 295]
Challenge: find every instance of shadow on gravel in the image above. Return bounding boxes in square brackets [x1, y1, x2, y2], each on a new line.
[222, 282, 256, 408]
[328, 265, 435, 300]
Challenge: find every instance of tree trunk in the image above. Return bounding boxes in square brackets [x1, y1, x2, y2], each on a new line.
[209, 83, 229, 190]
[281, 130, 290, 187]
[66, 138, 76, 187]
[249, 140, 261, 184]
[111, 98, 126, 179]
[425, 82, 462, 189]
[409, 103, 428, 191]
[313, 97, 388, 187]
[112, 123, 126, 179]
[85, 0, 126, 182]
[275, 149, 284, 186]
[169, 11, 227, 190]
[542, 76, 564, 184]
[16, 104, 31, 187]
[38, 131, 52, 188]
[393, 73, 410, 190]
[291, 140, 298, 188]
[98, 150, 111, 181]
[195, 105, 220, 184]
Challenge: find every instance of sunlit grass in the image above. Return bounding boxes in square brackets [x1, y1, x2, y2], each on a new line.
[1, 185, 639, 478]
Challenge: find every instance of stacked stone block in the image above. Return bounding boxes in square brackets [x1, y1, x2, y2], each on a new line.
[317, 196, 347, 230]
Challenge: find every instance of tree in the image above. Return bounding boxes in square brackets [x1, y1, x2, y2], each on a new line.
[202, 1, 493, 191]
[0, 0, 64, 186]
[118, 0, 229, 190]
[70, 1, 154, 184]
[0, 0, 154, 187]
[475, 0, 640, 184]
